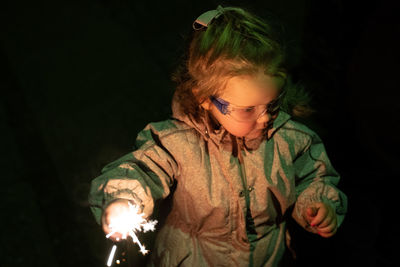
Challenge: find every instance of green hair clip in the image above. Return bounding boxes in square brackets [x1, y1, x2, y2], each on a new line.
[192, 5, 224, 30]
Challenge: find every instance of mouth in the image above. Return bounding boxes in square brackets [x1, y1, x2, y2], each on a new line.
[254, 123, 269, 131]
[246, 123, 272, 138]
[245, 129, 264, 139]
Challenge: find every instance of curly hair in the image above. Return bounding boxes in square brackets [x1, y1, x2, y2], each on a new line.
[172, 6, 313, 121]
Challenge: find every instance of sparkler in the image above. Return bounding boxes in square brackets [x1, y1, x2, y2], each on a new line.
[105, 202, 157, 266]
[107, 245, 117, 266]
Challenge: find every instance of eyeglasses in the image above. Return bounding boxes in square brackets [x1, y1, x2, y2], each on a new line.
[209, 92, 284, 122]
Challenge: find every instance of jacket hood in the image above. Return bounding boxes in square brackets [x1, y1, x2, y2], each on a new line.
[171, 93, 292, 150]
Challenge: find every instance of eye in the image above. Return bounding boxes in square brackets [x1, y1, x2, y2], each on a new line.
[244, 106, 255, 113]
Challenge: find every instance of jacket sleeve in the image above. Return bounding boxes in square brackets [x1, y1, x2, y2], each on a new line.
[292, 131, 347, 230]
[88, 124, 179, 224]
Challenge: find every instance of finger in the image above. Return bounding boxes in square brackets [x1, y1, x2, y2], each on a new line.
[318, 229, 336, 238]
[102, 216, 115, 236]
[317, 223, 336, 233]
[102, 218, 125, 242]
[109, 233, 124, 242]
[316, 217, 337, 236]
[310, 207, 328, 226]
[317, 212, 335, 228]
[321, 210, 337, 228]
[306, 206, 318, 217]
[318, 226, 337, 238]
[305, 206, 319, 226]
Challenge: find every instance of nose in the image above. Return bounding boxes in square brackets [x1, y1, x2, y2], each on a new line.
[256, 112, 270, 127]
[256, 112, 270, 124]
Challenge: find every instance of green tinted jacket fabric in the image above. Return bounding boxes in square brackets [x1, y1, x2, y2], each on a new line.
[89, 100, 347, 267]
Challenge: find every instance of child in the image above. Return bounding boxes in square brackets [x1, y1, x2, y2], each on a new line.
[89, 5, 347, 267]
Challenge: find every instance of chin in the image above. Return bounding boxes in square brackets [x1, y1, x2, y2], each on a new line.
[244, 130, 264, 139]
[229, 128, 264, 139]
[228, 130, 250, 138]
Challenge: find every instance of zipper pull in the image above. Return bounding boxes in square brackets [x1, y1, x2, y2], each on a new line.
[204, 129, 210, 139]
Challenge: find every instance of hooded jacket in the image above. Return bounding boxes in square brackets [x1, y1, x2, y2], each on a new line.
[89, 99, 347, 267]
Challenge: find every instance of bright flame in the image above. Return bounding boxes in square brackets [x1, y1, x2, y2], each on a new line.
[106, 202, 157, 265]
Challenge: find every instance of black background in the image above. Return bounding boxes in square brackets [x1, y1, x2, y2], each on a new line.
[1, 0, 399, 266]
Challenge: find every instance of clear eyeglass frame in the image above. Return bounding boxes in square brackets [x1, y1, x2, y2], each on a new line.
[209, 91, 284, 122]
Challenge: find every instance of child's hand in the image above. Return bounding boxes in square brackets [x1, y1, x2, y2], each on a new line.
[101, 199, 132, 241]
[305, 202, 337, 238]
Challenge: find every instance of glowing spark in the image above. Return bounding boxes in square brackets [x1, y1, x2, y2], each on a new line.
[107, 245, 117, 266]
[106, 201, 157, 258]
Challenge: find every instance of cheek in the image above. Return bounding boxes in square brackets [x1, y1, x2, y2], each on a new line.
[210, 108, 255, 137]
[223, 121, 255, 137]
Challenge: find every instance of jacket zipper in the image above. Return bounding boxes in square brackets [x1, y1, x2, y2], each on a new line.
[237, 137, 259, 245]
[237, 138, 251, 219]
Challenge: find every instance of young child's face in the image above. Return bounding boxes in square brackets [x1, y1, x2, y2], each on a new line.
[202, 72, 280, 139]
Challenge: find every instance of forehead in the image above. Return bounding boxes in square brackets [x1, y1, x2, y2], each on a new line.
[219, 72, 279, 106]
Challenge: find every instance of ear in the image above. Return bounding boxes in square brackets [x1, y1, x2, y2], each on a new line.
[200, 98, 212, 110]
[192, 87, 212, 111]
